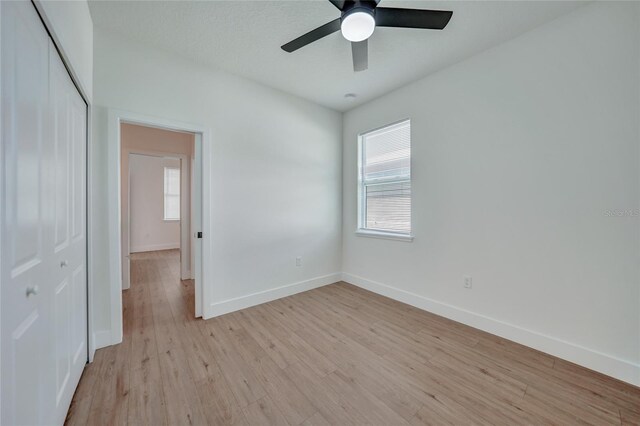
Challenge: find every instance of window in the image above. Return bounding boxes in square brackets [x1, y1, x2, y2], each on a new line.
[358, 120, 412, 240]
[163, 167, 180, 221]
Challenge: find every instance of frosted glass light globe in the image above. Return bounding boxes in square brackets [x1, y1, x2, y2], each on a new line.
[341, 11, 375, 42]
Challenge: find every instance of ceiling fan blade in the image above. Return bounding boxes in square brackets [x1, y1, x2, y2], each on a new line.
[281, 18, 341, 53]
[329, 0, 379, 11]
[328, 0, 346, 10]
[351, 40, 368, 72]
[375, 8, 453, 30]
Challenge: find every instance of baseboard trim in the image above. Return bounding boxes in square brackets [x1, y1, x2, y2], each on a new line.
[181, 269, 193, 280]
[93, 330, 112, 351]
[341, 272, 640, 387]
[207, 273, 342, 318]
[130, 243, 179, 253]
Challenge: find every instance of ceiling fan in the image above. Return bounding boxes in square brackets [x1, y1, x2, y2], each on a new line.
[281, 0, 453, 72]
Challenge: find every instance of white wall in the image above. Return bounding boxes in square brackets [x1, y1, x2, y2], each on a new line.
[91, 30, 342, 337]
[129, 155, 181, 252]
[342, 2, 640, 385]
[35, 0, 93, 101]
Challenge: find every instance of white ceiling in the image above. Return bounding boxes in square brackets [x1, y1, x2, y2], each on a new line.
[88, 0, 583, 111]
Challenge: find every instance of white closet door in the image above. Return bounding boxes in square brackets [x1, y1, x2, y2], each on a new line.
[49, 38, 88, 426]
[1, 2, 88, 425]
[1, 2, 53, 424]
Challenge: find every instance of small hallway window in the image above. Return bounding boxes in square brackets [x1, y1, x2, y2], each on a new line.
[164, 166, 180, 220]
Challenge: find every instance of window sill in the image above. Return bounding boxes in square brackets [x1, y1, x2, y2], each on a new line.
[355, 230, 414, 242]
[164, 219, 180, 222]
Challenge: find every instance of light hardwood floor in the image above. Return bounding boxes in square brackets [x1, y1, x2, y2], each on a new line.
[66, 249, 640, 425]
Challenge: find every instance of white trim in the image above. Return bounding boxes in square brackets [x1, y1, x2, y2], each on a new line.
[0, 6, 4, 421]
[358, 118, 412, 139]
[209, 273, 342, 317]
[178, 156, 190, 281]
[192, 134, 202, 317]
[86, 104, 95, 362]
[357, 119, 412, 237]
[92, 330, 112, 351]
[107, 109, 123, 345]
[130, 243, 180, 253]
[107, 109, 210, 345]
[341, 272, 640, 387]
[355, 229, 414, 242]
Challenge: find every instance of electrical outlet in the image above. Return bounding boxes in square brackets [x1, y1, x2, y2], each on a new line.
[296, 257, 302, 267]
[464, 275, 472, 289]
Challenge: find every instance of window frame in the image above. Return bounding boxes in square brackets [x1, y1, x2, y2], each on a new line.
[163, 166, 181, 222]
[357, 119, 413, 242]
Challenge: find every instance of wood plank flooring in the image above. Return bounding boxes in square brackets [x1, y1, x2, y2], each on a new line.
[66, 249, 640, 425]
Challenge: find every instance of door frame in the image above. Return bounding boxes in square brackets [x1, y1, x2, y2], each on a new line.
[124, 150, 192, 289]
[106, 109, 211, 347]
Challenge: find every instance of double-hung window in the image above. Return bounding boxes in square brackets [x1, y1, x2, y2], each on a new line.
[163, 166, 180, 221]
[357, 120, 412, 240]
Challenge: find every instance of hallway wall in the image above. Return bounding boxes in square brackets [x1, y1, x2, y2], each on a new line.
[90, 30, 342, 341]
[129, 154, 181, 253]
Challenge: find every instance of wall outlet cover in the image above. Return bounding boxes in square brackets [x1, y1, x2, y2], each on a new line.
[464, 275, 472, 289]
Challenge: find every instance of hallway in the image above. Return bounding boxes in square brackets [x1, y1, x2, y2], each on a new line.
[66, 249, 198, 425]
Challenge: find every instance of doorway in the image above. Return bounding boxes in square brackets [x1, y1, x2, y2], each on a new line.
[105, 110, 210, 348]
[120, 124, 195, 292]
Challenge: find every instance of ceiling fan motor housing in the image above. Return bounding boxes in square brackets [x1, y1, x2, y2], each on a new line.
[341, 1, 377, 20]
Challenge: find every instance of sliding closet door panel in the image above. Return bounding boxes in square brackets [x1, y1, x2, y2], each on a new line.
[67, 57, 88, 407]
[11, 311, 46, 425]
[71, 265, 87, 364]
[4, 2, 48, 276]
[1, 2, 89, 424]
[49, 39, 73, 417]
[70, 89, 87, 368]
[52, 52, 71, 254]
[1, 1, 51, 425]
[49, 39, 88, 426]
[53, 277, 71, 405]
[71, 94, 86, 243]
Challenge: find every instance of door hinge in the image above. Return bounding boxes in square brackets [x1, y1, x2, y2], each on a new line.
[196, 232, 203, 239]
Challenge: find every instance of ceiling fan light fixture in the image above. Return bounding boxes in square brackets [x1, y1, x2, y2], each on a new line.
[341, 9, 375, 42]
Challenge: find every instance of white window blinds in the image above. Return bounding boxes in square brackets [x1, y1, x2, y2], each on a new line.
[359, 120, 411, 235]
[164, 167, 180, 220]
